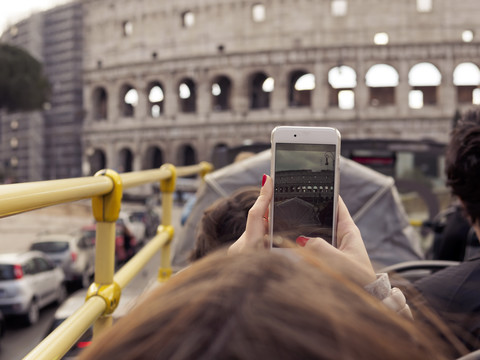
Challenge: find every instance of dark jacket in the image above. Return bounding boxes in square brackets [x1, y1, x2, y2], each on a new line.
[413, 256, 480, 350]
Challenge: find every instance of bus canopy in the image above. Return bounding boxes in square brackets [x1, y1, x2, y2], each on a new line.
[172, 150, 424, 270]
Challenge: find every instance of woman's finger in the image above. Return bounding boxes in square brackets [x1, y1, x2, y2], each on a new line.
[229, 174, 273, 253]
[335, 196, 362, 249]
[244, 174, 272, 240]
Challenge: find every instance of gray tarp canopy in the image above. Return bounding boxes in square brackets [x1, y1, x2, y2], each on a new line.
[172, 150, 424, 271]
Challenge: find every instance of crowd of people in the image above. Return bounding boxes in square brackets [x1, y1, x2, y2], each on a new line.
[77, 108, 480, 359]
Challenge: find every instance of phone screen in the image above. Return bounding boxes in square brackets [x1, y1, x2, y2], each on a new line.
[272, 143, 337, 245]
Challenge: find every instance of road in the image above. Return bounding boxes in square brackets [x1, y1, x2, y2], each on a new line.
[0, 199, 184, 359]
[1, 305, 58, 360]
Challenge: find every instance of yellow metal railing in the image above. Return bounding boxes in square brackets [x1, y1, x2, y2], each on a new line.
[0, 161, 213, 360]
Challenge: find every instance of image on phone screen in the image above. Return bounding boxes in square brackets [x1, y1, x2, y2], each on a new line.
[272, 143, 336, 245]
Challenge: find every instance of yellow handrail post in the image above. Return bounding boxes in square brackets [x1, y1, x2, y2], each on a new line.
[88, 169, 123, 338]
[199, 161, 214, 180]
[14, 162, 215, 360]
[158, 164, 176, 282]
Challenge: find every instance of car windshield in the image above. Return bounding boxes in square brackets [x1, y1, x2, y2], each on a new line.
[129, 212, 145, 222]
[81, 230, 96, 242]
[31, 241, 69, 253]
[0, 265, 15, 280]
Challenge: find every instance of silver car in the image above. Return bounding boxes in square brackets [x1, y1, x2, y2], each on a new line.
[0, 251, 66, 325]
[30, 232, 95, 289]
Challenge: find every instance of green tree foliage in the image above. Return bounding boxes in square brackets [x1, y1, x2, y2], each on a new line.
[0, 43, 50, 112]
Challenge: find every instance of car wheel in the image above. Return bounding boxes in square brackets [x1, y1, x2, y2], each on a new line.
[26, 299, 40, 325]
[57, 284, 68, 304]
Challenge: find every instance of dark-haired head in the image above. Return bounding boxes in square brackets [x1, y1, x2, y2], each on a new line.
[189, 186, 260, 261]
[446, 108, 480, 225]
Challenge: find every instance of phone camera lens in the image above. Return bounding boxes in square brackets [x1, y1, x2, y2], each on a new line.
[294, 134, 297, 137]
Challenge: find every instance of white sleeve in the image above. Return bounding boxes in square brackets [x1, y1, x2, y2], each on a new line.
[364, 273, 413, 319]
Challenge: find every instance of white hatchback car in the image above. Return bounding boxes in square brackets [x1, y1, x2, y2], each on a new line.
[0, 251, 66, 325]
[30, 232, 95, 289]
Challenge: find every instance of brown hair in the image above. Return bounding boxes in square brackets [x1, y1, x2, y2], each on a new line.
[189, 186, 260, 261]
[446, 108, 480, 225]
[79, 249, 460, 360]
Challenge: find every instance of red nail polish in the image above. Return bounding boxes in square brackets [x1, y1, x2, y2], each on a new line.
[296, 236, 309, 247]
[261, 174, 267, 187]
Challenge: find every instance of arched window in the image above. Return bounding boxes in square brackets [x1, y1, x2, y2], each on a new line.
[92, 86, 108, 120]
[211, 75, 232, 111]
[88, 149, 106, 175]
[331, 0, 347, 16]
[118, 148, 133, 172]
[143, 146, 163, 169]
[178, 144, 196, 166]
[408, 62, 441, 109]
[182, 11, 195, 28]
[365, 64, 399, 106]
[119, 84, 138, 117]
[211, 143, 229, 168]
[328, 66, 357, 109]
[250, 72, 273, 109]
[148, 82, 165, 117]
[453, 62, 480, 105]
[178, 78, 196, 113]
[289, 70, 314, 107]
[251, 3, 266, 22]
[122, 20, 133, 36]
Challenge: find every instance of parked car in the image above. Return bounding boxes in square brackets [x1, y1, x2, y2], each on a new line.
[44, 287, 138, 358]
[119, 211, 146, 245]
[30, 232, 95, 289]
[124, 209, 161, 241]
[0, 251, 66, 325]
[80, 222, 137, 266]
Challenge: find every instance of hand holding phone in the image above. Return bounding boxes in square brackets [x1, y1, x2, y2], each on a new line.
[228, 172, 376, 286]
[229, 174, 273, 254]
[270, 126, 341, 247]
[296, 196, 376, 286]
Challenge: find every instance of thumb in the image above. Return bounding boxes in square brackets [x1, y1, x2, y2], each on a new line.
[300, 236, 338, 257]
[229, 174, 273, 254]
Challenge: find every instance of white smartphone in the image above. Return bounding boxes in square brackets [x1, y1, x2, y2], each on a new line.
[269, 126, 341, 248]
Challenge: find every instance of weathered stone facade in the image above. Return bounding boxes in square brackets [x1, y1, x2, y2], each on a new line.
[82, 0, 480, 174]
[1, 2, 83, 182]
[2, 0, 480, 181]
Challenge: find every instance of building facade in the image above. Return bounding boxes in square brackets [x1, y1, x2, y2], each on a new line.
[2, 0, 480, 181]
[1, 2, 83, 182]
[82, 0, 480, 175]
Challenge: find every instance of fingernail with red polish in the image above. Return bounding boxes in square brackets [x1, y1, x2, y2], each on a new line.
[262, 174, 267, 187]
[296, 236, 309, 247]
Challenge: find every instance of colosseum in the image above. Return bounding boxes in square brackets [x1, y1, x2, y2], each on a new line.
[82, 0, 480, 175]
[2, 0, 480, 181]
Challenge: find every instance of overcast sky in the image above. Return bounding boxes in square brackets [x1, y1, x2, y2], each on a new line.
[0, 0, 72, 35]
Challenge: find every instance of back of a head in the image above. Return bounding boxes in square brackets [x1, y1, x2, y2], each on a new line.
[78, 250, 456, 360]
[189, 186, 260, 261]
[447, 108, 480, 225]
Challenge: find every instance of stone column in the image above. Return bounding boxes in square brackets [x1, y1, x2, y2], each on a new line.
[196, 69, 210, 119]
[135, 79, 149, 120]
[313, 61, 328, 113]
[106, 142, 118, 171]
[270, 65, 287, 113]
[439, 49, 457, 116]
[231, 70, 249, 115]
[354, 60, 369, 121]
[107, 81, 120, 123]
[396, 60, 410, 118]
[163, 74, 178, 118]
